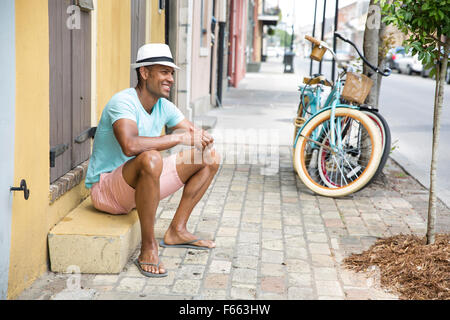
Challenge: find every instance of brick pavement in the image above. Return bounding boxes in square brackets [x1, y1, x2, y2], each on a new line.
[18, 152, 449, 300]
[16, 61, 450, 300]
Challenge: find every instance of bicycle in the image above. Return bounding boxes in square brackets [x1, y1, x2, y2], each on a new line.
[293, 78, 391, 188]
[292, 33, 392, 197]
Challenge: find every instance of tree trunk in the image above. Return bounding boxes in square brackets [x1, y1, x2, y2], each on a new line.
[363, 0, 380, 107]
[426, 37, 450, 245]
[375, 21, 387, 108]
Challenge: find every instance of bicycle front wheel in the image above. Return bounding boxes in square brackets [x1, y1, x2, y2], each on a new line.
[294, 108, 382, 197]
[293, 95, 309, 172]
[293, 95, 310, 144]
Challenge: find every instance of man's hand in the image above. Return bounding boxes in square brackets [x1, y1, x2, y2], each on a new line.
[179, 127, 214, 151]
[200, 129, 214, 149]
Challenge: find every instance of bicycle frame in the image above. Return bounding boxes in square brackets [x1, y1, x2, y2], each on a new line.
[292, 33, 392, 196]
[294, 73, 357, 151]
[294, 32, 391, 156]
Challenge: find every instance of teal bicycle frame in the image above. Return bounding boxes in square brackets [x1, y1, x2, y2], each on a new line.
[295, 31, 392, 156]
[293, 74, 358, 153]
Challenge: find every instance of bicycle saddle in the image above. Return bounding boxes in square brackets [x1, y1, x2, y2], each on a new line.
[303, 75, 333, 87]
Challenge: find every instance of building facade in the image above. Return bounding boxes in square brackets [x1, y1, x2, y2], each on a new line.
[228, 0, 248, 87]
[2, 0, 246, 300]
[2, 0, 167, 300]
[246, 0, 279, 72]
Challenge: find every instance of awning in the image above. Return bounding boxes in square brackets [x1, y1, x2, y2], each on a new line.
[258, 15, 279, 26]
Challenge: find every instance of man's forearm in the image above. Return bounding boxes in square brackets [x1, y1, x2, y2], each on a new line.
[123, 133, 183, 156]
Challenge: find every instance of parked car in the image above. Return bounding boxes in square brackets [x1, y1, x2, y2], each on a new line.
[384, 46, 406, 70]
[395, 49, 423, 75]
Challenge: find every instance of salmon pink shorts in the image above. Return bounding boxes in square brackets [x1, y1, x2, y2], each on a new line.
[91, 153, 184, 215]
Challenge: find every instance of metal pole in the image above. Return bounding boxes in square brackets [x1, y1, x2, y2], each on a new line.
[309, 0, 318, 76]
[216, 22, 226, 107]
[319, 0, 327, 74]
[290, 24, 294, 51]
[331, 0, 339, 81]
[291, 0, 295, 52]
[291, 0, 296, 51]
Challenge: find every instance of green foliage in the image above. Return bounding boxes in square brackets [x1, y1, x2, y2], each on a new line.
[274, 28, 293, 48]
[377, 0, 450, 76]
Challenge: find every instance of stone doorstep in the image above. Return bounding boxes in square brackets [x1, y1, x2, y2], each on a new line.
[48, 197, 141, 274]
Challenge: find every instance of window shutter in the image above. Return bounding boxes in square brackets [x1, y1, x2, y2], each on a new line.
[49, 0, 91, 183]
[130, 0, 147, 88]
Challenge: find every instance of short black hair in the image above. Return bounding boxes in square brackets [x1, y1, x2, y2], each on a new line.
[136, 68, 143, 88]
[136, 66, 154, 88]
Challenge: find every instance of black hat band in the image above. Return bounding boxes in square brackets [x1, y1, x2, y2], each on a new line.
[136, 56, 174, 64]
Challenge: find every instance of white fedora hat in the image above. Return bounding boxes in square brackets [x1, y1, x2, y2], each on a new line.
[131, 43, 180, 70]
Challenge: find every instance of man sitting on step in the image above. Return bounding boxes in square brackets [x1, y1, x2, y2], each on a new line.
[85, 43, 220, 277]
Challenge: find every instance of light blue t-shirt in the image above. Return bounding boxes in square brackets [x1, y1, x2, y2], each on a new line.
[85, 88, 185, 188]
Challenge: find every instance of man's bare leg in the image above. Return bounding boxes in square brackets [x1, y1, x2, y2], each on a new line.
[163, 148, 220, 248]
[122, 150, 165, 275]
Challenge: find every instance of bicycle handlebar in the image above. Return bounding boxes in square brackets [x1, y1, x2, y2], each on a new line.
[305, 35, 321, 46]
[334, 32, 391, 77]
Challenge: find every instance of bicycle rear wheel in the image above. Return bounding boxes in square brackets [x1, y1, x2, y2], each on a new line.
[294, 108, 382, 197]
[362, 110, 391, 184]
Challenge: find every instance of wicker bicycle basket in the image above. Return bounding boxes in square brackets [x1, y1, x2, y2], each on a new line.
[341, 72, 374, 104]
[310, 44, 327, 61]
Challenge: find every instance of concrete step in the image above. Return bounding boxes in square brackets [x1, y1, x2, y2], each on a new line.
[48, 198, 141, 274]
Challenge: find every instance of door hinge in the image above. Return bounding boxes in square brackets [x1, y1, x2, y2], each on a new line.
[74, 127, 97, 144]
[50, 143, 69, 168]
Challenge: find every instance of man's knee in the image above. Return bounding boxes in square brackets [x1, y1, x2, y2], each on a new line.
[137, 150, 163, 177]
[206, 149, 221, 173]
[186, 148, 220, 173]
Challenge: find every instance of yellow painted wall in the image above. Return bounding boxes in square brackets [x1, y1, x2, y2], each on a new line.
[8, 0, 167, 299]
[8, 0, 134, 299]
[96, 0, 131, 122]
[148, 0, 165, 43]
[8, 0, 50, 299]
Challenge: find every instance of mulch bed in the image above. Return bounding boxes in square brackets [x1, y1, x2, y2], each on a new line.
[343, 234, 450, 300]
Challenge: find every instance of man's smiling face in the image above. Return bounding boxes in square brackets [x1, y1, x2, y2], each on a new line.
[143, 64, 174, 99]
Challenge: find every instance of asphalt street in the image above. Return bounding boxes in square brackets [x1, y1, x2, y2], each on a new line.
[295, 56, 450, 207]
[379, 71, 450, 207]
